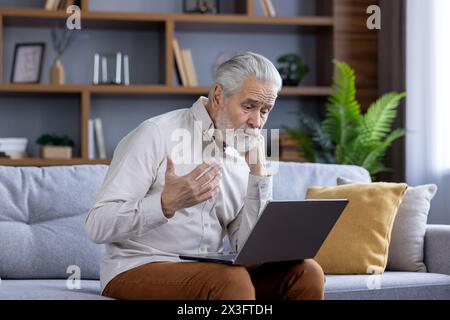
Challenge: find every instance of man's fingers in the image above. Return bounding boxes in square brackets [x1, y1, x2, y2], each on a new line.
[165, 155, 176, 176]
[188, 159, 220, 180]
[196, 186, 220, 203]
[186, 161, 210, 179]
[196, 166, 221, 186]
[198, 174, 221, 193]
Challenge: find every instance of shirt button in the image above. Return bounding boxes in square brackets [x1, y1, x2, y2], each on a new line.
[200, 247, 207, 253]
[204, 223, 209, 228]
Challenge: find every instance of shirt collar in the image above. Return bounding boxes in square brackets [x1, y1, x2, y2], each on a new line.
[190, 96, 242, 160]
[191, 96, 215, 141]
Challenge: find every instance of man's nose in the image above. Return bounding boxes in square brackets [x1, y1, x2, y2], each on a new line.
[248, 111, 261, 129]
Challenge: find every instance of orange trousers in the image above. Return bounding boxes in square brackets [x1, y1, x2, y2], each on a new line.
[103, 259, 325, 300]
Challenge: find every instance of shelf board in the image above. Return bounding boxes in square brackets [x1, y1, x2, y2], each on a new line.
[0, 8, 334, 28]
[0, 8, 166, 29]
[0, 8, 70, 19]
[281, 86, 332, 96]
[90, 85, 211, 95]
[0, 84, 86, 94]
[0, 158, 111, 166]
[172, 13, 334, 26]
[0, 84, 332, 97]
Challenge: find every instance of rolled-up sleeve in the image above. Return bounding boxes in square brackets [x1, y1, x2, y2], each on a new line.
[227, 174, 273, 252]
[85, 121, 168, 244]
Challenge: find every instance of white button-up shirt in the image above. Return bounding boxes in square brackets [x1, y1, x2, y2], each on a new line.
[85, 97, 272, 293]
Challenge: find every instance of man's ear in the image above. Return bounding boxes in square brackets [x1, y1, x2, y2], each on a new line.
[212, 85, 223, 108]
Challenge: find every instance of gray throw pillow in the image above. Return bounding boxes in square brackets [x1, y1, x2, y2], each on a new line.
[337, 177, 437, 272]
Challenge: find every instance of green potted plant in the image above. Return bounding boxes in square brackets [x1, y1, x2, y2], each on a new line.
[277, 53, 309, 86]
[283, 60, 406, 179]
[36, 133, 75, 159]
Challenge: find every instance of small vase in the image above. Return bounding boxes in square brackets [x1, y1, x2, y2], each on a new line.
[50, 58, 65, 85]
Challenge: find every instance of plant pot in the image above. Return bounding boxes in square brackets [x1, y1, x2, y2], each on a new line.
[282, 78, 300, 86]
[40, 146, 72, 159]
[50, 58, 65, 85]
[281, 75, 302, 86]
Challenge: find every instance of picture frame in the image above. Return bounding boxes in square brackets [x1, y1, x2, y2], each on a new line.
[183, 0, 219, 14]
[10, 43, 46, 84]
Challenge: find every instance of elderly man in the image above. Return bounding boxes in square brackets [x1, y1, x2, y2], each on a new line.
[85, 52, 325, 300]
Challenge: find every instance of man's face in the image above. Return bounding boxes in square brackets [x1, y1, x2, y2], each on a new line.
[215, 76, 278, 131]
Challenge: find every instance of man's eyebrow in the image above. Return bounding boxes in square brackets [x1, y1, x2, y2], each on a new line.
[242, 98, 273, 109]
[242, 98, 259, 105]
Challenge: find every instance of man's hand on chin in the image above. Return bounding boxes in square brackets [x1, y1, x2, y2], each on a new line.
[244, 135, 269, 177]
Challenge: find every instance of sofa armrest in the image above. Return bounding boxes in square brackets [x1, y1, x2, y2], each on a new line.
[424, 224, 450, 275]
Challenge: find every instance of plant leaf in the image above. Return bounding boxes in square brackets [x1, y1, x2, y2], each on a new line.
[296, 112, 334, 152]
[358, 92, 406, 144]
[323, 61, 362, 149]
[361, 128, 406, 173]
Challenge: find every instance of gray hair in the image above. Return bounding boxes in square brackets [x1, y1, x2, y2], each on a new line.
[208, 52, 282, 102]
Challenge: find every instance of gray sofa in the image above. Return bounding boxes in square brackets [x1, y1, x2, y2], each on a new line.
[0, 162, 449, 300]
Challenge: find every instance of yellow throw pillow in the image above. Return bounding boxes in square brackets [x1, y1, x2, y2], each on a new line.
[306, 183, 408, 274]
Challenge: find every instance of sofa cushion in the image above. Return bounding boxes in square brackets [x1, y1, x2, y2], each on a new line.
[0, 165, 108, 279]
[337, 177, 437, 272]
[0, 279, 110, 300]
[272, 162, 371, 200]
[425, 225, 450, 276]
[325, 272, 450, 300]
[306, 183, 408, 274]
[3, 273, 449, 300]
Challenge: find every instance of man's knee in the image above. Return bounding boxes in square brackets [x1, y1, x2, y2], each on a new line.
[303, 259, 325, 281]
[289, 259, 325, 300]
[213, 266, 255, 300]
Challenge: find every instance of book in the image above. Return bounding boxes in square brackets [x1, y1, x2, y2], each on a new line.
[44, 0, 53, 10]
[59, 0, 76, 10]
[88, 119, 96, 160]
[280, 154, 306, 162]
[57, 0, 66, 10]
[265, 0, 277, 17]
[259, 0, 270, 17]
[45, 0, 60, 10]
[64, 0, 76, 8]
[279, 131, 306, 162]
[172, 38, 189, 87]
[93, 53, 100, 84]
[123, 55, 130, 85]
[115, 52, 122, 84]
[94, 118, 106, 159]
[53, 0, 61, 10]
[181, 49, 198, 87]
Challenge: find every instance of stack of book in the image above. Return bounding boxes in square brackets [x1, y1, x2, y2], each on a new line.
[279, 132, 307, 162]
[172, 38, 198, 87]
[259, 0, 277, 17]
[44, 0, 77, 11]
[88, 118, 106, 159]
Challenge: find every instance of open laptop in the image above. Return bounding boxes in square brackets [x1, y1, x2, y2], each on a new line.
[179, 199, 348, 266]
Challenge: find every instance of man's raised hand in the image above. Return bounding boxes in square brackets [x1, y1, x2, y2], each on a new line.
[161, 156, 221, 218]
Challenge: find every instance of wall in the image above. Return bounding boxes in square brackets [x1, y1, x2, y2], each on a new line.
[0, 0, 325, 158]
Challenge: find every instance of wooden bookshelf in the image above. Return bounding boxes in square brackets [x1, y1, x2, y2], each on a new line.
[0, 84, 332, 96]
[0, 158, 111, 166]
[0, 0, 340, 167]
[0, 8, 334, 27]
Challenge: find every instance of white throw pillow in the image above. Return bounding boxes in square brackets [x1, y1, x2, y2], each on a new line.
[337, 177, 437, 272]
